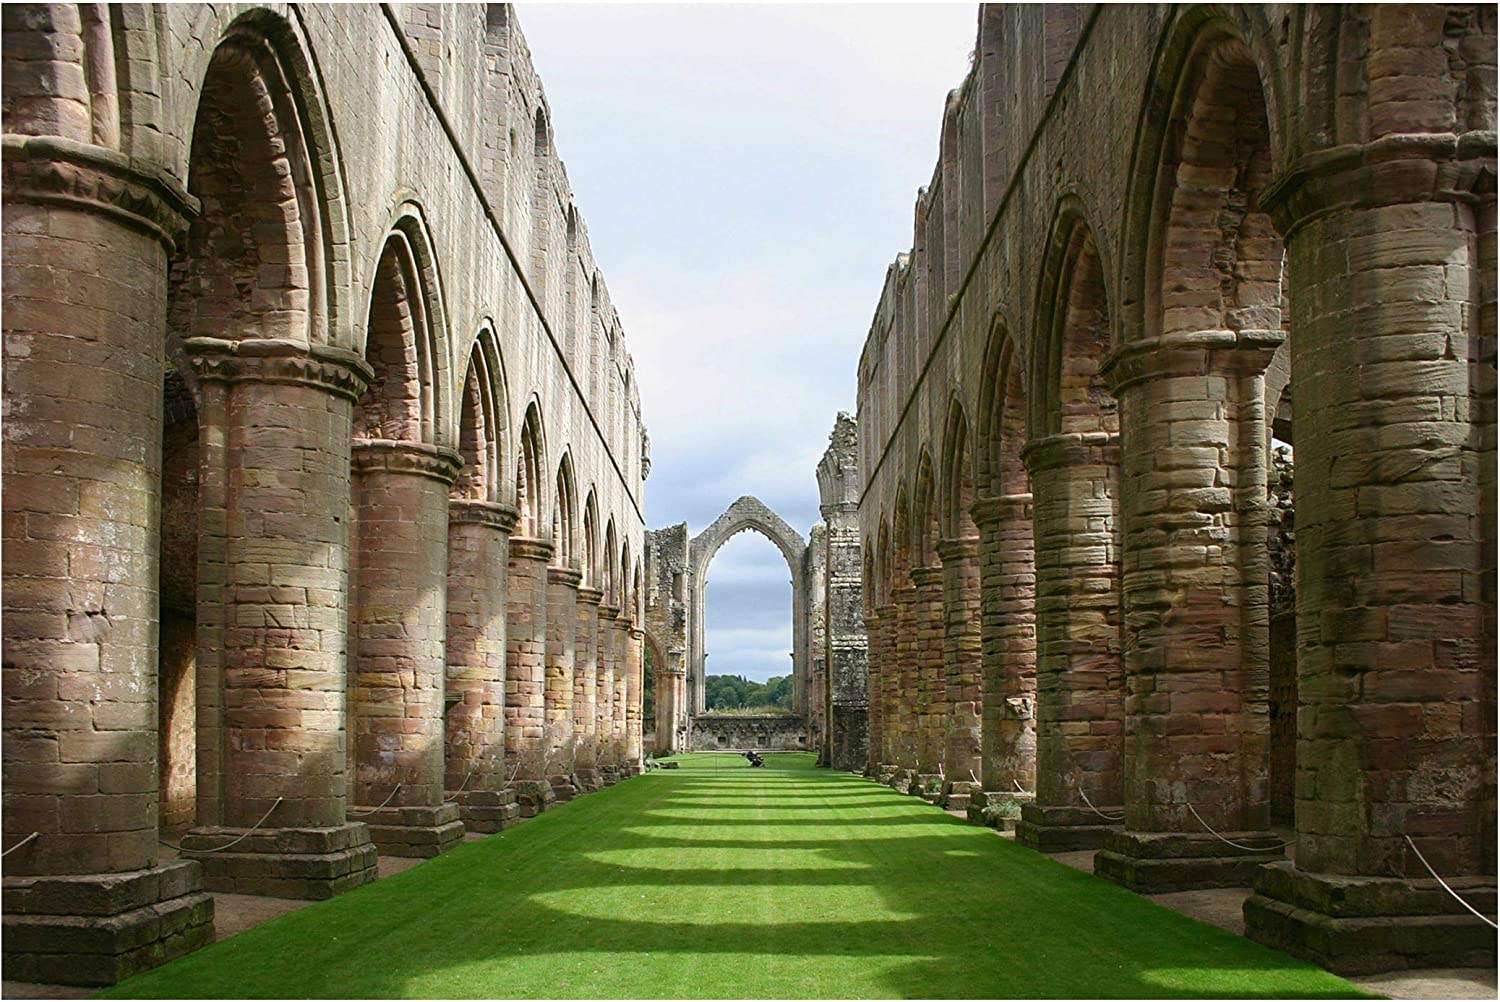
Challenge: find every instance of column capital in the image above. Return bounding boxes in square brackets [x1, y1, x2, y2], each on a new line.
[508, 536, 555, 563]
[547, 565, 583, 588]
[448, 498, 518, 532]
[936, 536, 979, 564]
[185, 337, 374, 403]
[352, 439, 463, 485]
[2, 134, 197, 251]
[876, 603, 899, 619]
[1100, 329, 1283, 395]
[910, 565, 944, 588]
[971, 493, 1032, 527]
[576, 586, 604, 606]
[598, 603, 622, 621]
[629, 627, 645, 640]
[1021, 431, 1119, 474]
[1262, 131, 1496, 240]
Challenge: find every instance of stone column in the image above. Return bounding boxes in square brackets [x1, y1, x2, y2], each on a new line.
[968, 494, 1036, 829]
[596, 604, 620, 778]
[937, 537, 983, 810]
[347, 441, 464, 858]
[176, 338, 379, 896]
[572, 586, 602, 789]
[626, 626, 646, 773]
[1243, 134, 1497, 971]
[863, 610, 885, 775]
[444, 499, 519, 833]
[544, 565, 580, 799]
[1017, 432, 1126, 851]
[1093, 329, 1283, 891]
[655, 657, 687, 756]
[889, 583, 920, 785]
[876, 602, 900, 773]
[506, 537, 555, 816]
[2, 137, 215, 984]
[910, 565, 947, 794]
[611, 615, 632, 770]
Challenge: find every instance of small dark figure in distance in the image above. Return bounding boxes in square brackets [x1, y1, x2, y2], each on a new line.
[745, 750, 765, 768]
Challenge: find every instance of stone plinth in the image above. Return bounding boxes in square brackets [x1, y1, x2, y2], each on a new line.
[450, 789, 521, 833]
[350, 803, 464, 858]
[1093, 829, 1284, 893]
[2, 861, 214, 987]
[1017, 803, 1121, 852]
[180, 824, 377, 899]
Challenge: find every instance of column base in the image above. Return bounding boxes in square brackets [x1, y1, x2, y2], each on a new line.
[573, 767, 603, 792]
[451, 790, 521, 834]
[886, 768, 916, 794]
[2, 861, 214, 987]
[509, 780, 558, 817]
[598, 767, 621, 786]
[966, 790, 1033, 831]
[1244, 860, 1498, 975]
[942, 780, 978, 813]
[914, 774, 944, 803]
[349, 804, 465, 858]
[182, 822, 378, 899]
[1016, 803, 1121, 851]
[1094, 829, 1285, 893]
[548, 774, 579, 802]
[873, 763, 898, 785]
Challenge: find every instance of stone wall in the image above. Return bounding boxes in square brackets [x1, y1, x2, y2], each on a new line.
[2, 2, 649, 983]
[691, 715, 809, 753]
[854, 2, 1495, 976]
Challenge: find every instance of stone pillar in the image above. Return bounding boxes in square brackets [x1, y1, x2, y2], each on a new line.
[626, 626, 646, 773]
[179, 338, 380, 896]
[596, 604, 620, 777]
[506, 536, 555, 815]
[889, 583, 919, 784]
[937, 537, 982, 809]
[348, 441, 464, 858]
[970, 493, 1037, 828]
[863, 610, 885, 775]
[1093, 329, 1283, 891]
[2, 137, 215, 984]
[910, 565, 947, 792]
[655, 658, 687, 756]
[1243, 134, 1497, 971]
[544, 565, 580, 799]
[444, 499, 520, 833]
[876, 602, 900, 773]
[611, 615, 632, 770]
[1017, 432, 1125, 851]
[573, 586, 602, 788]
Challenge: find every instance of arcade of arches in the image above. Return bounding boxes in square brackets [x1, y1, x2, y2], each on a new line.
[1, 0, 1496, 992]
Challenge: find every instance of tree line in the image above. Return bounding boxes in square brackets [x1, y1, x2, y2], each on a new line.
[704, 674, 793, 712]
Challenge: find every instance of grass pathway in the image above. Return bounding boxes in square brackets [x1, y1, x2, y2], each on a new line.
[104, 754, 1369, 999]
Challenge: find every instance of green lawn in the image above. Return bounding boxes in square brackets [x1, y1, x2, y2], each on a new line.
[104, 753, 1371, 999]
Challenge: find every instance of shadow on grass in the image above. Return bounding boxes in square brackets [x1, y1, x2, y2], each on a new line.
[101, 754, 1373, 1000]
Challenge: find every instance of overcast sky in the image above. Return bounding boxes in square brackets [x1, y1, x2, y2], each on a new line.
[519, 4, 978, 681]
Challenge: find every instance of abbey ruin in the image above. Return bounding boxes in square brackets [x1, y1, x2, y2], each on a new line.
[2, 1, 1496, 994]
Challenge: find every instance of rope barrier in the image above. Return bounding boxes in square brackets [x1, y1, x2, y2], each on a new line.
[1404, 835, 1498, 930]
[1186, 802, 1290, 852]
[1, 832, 39, 857]
[1013, 779, 1029, 795]
[443, 771, 475, 804]
[347, 785, 402, 818]
[160, 798, 284, 854]
[1078, 787, 1124, 822]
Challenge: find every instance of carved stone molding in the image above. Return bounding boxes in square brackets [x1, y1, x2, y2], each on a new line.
[547, 566, 583, 587]
[508, 536, 555, 563]
[351, 439, 462, 485]
[598, 604, 622, 621]
[935, 537, 980, 564]
[1262, 130, 1498, 239]
[1100, 328, 1284, 396]
[184, 336, 374, 403]
[2, 134, 197, 250]
[970, 493, 1033, 527]
[448, 499, 518, 533]
[576, 586, 604, 606]
[1020, 431, 1119, 474]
